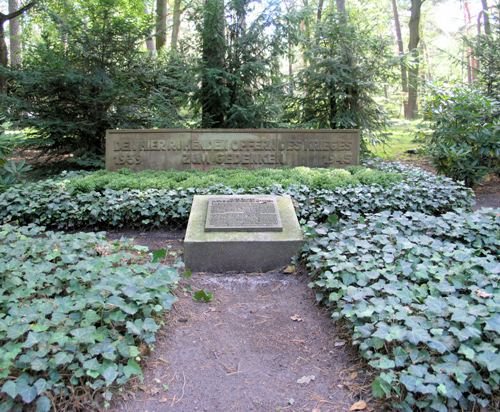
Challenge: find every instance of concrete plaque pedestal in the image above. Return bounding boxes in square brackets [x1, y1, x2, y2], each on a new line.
[184, 195, 303, 272]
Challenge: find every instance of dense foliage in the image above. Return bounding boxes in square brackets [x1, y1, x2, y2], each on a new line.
[0, 163, 473, 230]
[468, 4, 500, 98]
[197, 0, 284, 128]
[303, 209, 500, 411]
[0, 122, 31, 191]
[66, 167, 402, 192]
[2, 0, 193, 156]
[0, 225, 179, 411]
[0, 1, 400, 156]
[288, 10, 394, 147]
[422, 86, 499, 187]
[0, 161, 490, 411]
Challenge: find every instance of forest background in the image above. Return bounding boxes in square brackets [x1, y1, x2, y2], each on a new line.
[0, 0, 497, 186]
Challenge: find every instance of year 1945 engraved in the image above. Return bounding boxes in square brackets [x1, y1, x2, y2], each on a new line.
[113, 153, 142, 166]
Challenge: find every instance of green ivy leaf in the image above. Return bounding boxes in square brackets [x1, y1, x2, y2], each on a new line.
[17, 382, 37, 404]
[54, 352, 74, 366]
[1, 380, 17, 399]
[193, 289, 214, 303]
[152, 249, 167, 263]
[369, 357, 395, 370]
[372, 376, 392, 398]
[102, 365, 118, 386]
[31, 358, 48, 371]
[123, 359, 142, 379]
[35, 396, 51, 412]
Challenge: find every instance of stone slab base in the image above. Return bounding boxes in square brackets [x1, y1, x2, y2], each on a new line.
[184, 195, 303, 273]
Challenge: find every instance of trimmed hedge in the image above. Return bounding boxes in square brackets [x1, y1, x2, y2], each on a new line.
[66, 166, 403, 192]
[303, 209, 500, 411]
[0, 163, 473, 230]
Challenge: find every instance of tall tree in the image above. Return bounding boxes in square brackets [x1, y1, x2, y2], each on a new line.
[317, 0, 324, 23]
[170, 0, 183, 52]
[301, 0, 311, 65]
[336, 0, 346, 17]
[406, 0, 424, 119]
[200, 0, 227, 127]
[3, 0, 189, 155]
[391, 0, 407, 94]
[145, 1, 155, 54]
[8, 0, 21, 66]
[156, 0, 167, 50]
[0, 1, 36, 91]
[293, 8, 392, 146]
[480, 0, 491, 35]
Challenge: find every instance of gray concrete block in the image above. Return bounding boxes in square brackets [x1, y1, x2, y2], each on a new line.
[184, 195, 303, 273]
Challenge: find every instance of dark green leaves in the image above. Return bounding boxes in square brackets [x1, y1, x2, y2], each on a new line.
[152, 249, 167, 263]
[193, 290, 214, 303]
[0, 225, 179, 409]
[0, 162, 473, 231]
[304, 209, 499, 411]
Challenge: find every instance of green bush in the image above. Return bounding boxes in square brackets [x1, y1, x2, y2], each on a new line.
[0, 225, 179, 411]
[67, 167, 402, 193]
[422, 85, 499, 187]
[2, 0, 194, 156]
[0, 122, 31, 192]
[0, 163, 473, 230]
[303, 209, 499, 411]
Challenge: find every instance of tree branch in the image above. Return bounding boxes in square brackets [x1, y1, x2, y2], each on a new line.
[4, 1, 37, 22]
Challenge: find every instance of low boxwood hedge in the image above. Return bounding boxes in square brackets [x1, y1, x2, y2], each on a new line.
[66, 166, 402, 192]
[302, 209, 500, 411]
[0, 225, 180, 411]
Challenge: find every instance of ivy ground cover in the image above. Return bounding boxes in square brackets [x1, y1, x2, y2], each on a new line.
[0, 225, 179, 411]
[303, 209, 500, 411]
[0, 161, 488, 411]
[0, 163, 473, 230]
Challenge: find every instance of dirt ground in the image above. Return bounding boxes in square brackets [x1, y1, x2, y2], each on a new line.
[107, 231, 378, 412]
[474, 175, 500, 209]
[105, 176, 499, 412]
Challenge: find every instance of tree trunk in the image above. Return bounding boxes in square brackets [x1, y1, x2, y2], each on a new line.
[336, 0, 346, 16]
[405, 0, 423, 120]
[301, 0, 311, 66]
[8, 0, 21, 66]
[0, 1, 36, 92]
[156, 0, 167, 51]
[171, 0, 182, 52]
[0, 22, 8, 92]
[480, 0, 491, 35]
[201, 0, 226, 128]
[391, 0, 407, 93]
[317, 0, 324, 23]
[145, 3, 155, 54]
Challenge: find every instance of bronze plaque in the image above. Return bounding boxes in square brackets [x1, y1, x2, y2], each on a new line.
[205, 196, 282, 232]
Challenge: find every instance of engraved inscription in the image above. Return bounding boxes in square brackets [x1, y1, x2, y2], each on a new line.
[205, 197, 283, 232]
[106, 129, 360, 171]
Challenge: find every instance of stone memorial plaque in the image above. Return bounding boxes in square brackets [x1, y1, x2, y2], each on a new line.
[205, 197, 282, 232]
[184, 195, 304, 272]
[105, 129, 360, 171]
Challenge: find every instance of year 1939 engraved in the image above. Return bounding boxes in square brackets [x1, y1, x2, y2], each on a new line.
[113, 153, 142, 166]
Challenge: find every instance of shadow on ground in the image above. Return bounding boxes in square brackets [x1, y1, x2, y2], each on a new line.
[107, 231, 378, 412]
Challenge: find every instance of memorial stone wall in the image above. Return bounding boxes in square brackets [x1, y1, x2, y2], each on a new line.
[105, 129, 360, 171]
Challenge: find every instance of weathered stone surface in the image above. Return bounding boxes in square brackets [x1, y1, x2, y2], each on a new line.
[184, 195, 303, 273]
[205, 197, 282, 232]
[105, 129, 360, 171]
